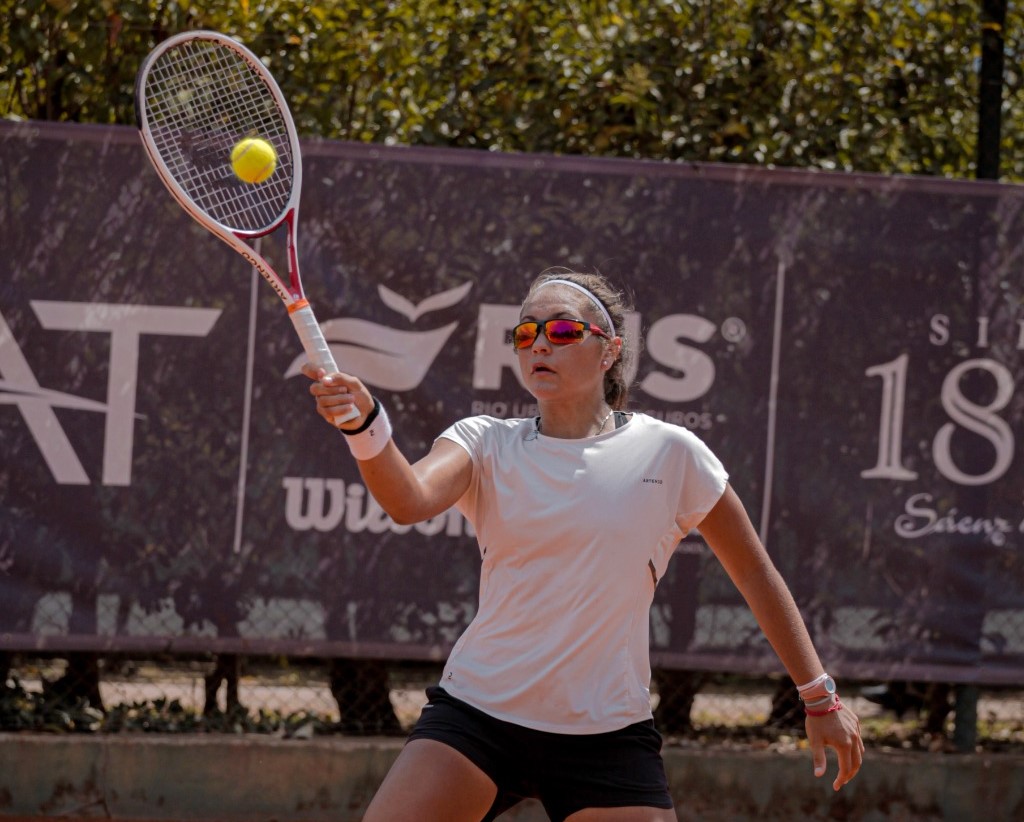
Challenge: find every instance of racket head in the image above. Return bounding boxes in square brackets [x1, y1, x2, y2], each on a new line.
[135, 30, 301, 237]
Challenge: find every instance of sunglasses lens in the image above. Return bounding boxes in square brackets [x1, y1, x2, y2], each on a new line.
[512, 319, 593, 348]
[545, 320, 587, 344]
[512, 322, 540, 349]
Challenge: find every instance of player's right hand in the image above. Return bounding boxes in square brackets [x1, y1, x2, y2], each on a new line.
[301, 362, 374, 429]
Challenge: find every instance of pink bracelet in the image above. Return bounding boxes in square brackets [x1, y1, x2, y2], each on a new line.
[805, 697, 843, 717]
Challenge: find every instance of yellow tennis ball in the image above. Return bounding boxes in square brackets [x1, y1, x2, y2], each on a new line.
[231, 137, 277, 184]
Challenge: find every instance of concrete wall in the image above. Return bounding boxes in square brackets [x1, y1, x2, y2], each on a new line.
[1, 734, 1022, 821]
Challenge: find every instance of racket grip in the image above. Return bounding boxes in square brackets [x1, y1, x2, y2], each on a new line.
[290, 302, 360, 425]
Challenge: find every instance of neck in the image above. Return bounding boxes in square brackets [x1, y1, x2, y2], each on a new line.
[537, 405, 613, 439]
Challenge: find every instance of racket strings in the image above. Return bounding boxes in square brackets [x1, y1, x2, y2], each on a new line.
[143, 39, 295, 233]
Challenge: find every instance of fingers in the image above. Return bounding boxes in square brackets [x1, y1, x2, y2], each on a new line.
[832, 745, 854, 791]
[810, 738, 862, 792]
[305, 368, 367, 427]
[806, 710, 864, 792]
[307, 372, 353, 401]
[835, 724, 865, 791]
[312, 378, 356, 418]
[300, 362, 326, 381]
[811, 742, 827, 780]
[833, 710, 865, 791]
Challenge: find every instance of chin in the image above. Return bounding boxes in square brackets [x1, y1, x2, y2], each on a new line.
[526, 384, 556, 401]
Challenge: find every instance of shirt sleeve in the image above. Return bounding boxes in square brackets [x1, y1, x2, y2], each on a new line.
[436, 415, 487, 462]
[674, 428, 729, 533]
[435, 416, 494, 521]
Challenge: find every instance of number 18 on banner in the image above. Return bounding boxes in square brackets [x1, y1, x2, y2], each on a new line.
[862, 353, 1014, 487]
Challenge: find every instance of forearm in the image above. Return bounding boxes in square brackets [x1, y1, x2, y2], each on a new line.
[731, 558, 825, 686]
[305, 369, 471, 524]
[697, 484, 826, 685]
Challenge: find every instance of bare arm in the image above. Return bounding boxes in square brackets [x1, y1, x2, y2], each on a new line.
[303, 364, 472, 524]
[697, 483, 864, 790]
[697, 484, 823, 684]
[356, 436, 472, 525]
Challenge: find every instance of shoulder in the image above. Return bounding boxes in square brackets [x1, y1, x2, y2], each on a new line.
[626, 414, 728, 516]
[438, 415, 534, 450]
[627, 412, 711, 447]
[626, 412, 725, 466]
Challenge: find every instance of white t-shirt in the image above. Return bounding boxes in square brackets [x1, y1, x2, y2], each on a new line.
[436, 412, 729, 734]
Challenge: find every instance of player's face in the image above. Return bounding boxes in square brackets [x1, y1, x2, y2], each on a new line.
[516, 286, 611, 403]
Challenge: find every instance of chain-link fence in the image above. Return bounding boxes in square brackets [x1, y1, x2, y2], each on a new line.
[3, 652, 1023, 754]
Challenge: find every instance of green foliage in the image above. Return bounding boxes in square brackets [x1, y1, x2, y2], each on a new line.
[0, 677, 105, 732]
[2, 1, 1023, 178]
[0, 676, 335, 735]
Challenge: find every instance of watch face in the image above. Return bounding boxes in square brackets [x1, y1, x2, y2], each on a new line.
[824, 675, 837, 694]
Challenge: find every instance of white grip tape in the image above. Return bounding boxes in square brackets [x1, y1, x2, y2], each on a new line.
[290, 303, 359, 425]
[290, 303, 336, 373]
[340, 400, 392, 461]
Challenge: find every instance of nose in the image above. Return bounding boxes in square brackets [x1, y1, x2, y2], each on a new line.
[531, 327, 553, 352]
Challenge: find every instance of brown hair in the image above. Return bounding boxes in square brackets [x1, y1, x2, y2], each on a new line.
[526, 267, 633, 410]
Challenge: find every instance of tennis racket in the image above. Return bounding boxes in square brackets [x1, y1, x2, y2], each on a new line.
[134, 30, 359, 425]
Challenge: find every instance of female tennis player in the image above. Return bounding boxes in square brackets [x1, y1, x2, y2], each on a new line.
[304, 269, 863, 821]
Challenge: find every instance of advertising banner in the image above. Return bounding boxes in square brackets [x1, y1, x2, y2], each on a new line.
[1, 120, 1022, 682]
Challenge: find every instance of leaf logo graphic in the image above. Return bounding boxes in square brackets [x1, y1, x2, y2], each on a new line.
[285, 283, 473, 390]
[378, 282, 473, 322]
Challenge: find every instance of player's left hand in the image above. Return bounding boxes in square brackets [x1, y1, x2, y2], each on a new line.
[805, 702, 864, 791]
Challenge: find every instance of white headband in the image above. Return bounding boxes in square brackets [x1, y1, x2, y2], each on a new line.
[534, 279, 615, 335]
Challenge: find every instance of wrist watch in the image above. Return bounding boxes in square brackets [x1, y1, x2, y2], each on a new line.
[799, 674, 837, 702]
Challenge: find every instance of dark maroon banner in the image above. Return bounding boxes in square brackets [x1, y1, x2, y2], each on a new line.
[1, 120, 1023, 683]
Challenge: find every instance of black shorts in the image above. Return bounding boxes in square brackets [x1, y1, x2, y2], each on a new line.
[407, 686, 673, 822]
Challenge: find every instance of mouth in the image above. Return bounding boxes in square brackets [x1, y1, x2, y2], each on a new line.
[531, 363, 554, 375]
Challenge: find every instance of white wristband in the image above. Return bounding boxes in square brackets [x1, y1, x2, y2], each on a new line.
[796, 673, 830, 693]
[803, 694, 836, 709]
[339, 399, 392, 461]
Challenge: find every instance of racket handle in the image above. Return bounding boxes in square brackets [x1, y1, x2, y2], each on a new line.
[289, 302, 360, 425]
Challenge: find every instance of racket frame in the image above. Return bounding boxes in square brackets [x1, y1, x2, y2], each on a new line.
[135, 30, 357, 423]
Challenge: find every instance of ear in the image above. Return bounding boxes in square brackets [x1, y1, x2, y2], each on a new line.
[604, 336, 624, 368]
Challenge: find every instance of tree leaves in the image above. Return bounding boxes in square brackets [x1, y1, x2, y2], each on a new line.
[0, 2, 1020, 175]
